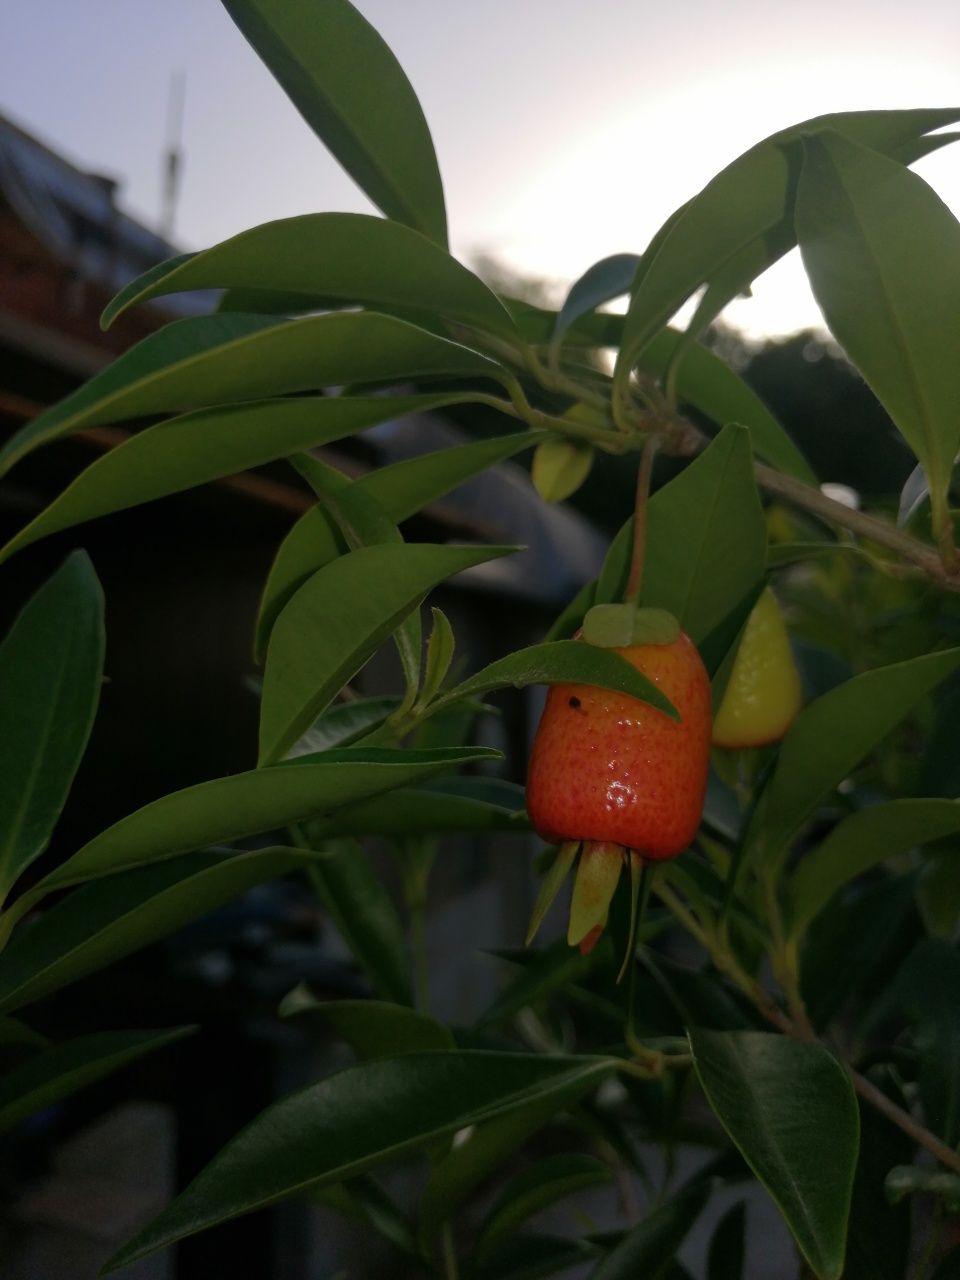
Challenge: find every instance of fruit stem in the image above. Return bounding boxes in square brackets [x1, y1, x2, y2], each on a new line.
[624, 434, 659, 606]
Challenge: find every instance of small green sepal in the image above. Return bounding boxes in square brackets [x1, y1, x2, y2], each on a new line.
[582, 604, 680, 649]
[567, 841, 625, 947]
[526, 840, 579, 945]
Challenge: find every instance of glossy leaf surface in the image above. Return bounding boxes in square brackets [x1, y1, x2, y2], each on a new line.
[103, 213, 511, 333]
[0, 311, 503, 476]
[437, 640, 678, 720]
[797, 131, 960, 513]
[104, 1052, 614, 1271]
[39, 746, 498, 893]
[690, 1029, 858, 1280]
[0, 394, 478, 564]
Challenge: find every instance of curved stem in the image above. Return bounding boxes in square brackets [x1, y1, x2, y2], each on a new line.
[624, 436, 658, 605]
[755, 462, 960, 590]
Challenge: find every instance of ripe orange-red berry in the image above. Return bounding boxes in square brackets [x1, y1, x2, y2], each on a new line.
[526, 632, 712, 860]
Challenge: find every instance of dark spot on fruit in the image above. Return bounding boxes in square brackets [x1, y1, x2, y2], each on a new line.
[569, 696, 582, 710]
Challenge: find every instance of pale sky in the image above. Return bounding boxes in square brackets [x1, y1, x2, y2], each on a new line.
[3, 1, 960, 338]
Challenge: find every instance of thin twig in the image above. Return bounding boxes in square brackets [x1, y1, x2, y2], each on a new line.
[624, 436, 658, 605]
[851, 1070, 960, 1177]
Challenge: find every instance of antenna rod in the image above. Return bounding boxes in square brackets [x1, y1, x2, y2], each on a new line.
[160, 70, 186, 241]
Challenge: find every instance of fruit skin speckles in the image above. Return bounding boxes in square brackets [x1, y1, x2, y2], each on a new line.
[526, 632, 712, 860]
[712, 587, 803, 750]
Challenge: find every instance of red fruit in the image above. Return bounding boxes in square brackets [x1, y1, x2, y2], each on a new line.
[526, 632, 712, 860]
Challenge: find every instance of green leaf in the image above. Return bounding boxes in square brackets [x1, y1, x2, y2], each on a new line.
[637, 330, 815, 483]
[34, 746, 498, 895]
[222, 0, 447, 244]
[435, 640, 678, 721]
[0, 848, 314, 1014]
[797, 131, 960, 519]
[287, 696, 400, 759]
[310, 776, 528, 839]
[690, 1029, 859, 1280]
[259, 543, 515, 764]
[707, 1201, 745, 1280]
[550, 253, 640, 356]
[476, 1153, 612, 1254]
[307, 845, 413, 1006]
[790, 799, 960, 938]
[298, 458, 422, 710]
[582, 604, 680, 648]
[0, 394, 480, 564]
[418, 1072, 608, 1249]
[0, 553, 104, 897]
[596, 427, 766, 646]
[756, 647, 960, 866]
[0, 1027, 191, 1134]
[589, 1181, 709, 1280]
[103, 1051, 614, 1272]
[476, 939, 596, 1029]
[255, 431, 536, 661]
[102, 214, 511, 334]
[614, 108, 960, 393]
[419, 608, 455, 707]
[280, 992, 453, 1058]
[0, 310, 505, 477]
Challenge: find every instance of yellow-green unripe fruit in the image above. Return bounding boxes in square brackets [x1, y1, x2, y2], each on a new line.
[712, 588, 803, 749]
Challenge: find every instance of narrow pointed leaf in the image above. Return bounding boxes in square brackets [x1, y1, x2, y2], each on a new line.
[797, 131, 960, 511]
[550, 253, 640, 355]
[435, 640, 678, 720]
[280, 992, 454, 1059]
[0, 553, 104, 895]
[103, 1051, 614, 1272]
[476, 940, 596, 1029]
[255, 431, 535, 660]
[615, 108, 960, 391]
[690, 1029, 858, 1280]
[287, 696, 400, 759]
[103, 213, 511, 334]
[0, 310, 505, 476]
[526, 841, 578, 945]
[307, 846, 412, 1005]
[222, 0, 447, 244]
[790, 799, 960, 938]
[476, 1154, 612, 1254]
[0, 1027, 191, 1134]
[0, 848, 316, 1013]
[310, 776, 528, 838]
[301, 460, 422, 711]
[35, 746, 498, 895]
[0, 394, 478, 564]
[259, 543, 515, 764]
[757, 647, 960, 865]
[590, 1181, 709, 1279]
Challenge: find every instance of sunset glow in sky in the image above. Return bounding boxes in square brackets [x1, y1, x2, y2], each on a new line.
[3, 0, 960, 338]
